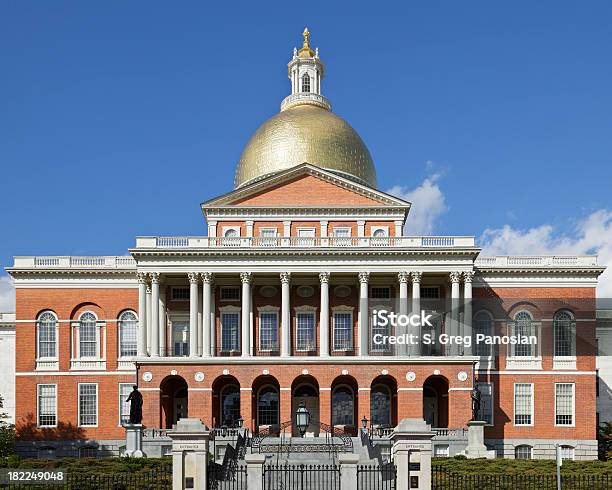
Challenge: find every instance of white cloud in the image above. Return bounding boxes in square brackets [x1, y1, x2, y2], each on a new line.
[479, 209, 612, 296]
[387, 173, 448, 235]
[0, 275, 15, 313]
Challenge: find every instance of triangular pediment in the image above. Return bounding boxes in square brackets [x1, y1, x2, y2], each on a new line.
[201, 163, 411, 209]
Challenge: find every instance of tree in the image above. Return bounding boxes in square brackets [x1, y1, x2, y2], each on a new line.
[0, 394, 15, 457]
[597, 421, 612, 461]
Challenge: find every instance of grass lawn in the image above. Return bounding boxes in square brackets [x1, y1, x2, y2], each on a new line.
[433, 456, 612, 476]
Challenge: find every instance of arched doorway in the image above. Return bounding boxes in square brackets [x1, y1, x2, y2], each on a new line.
[160, 375, 188, 429]
[423, 375, 449, 428]
[252, 375, 280, 433]
[291, 376, 319, 436]
[212, 375, 241, 428]
[331, 375, 358, 435]
[370, 376, 398, 428]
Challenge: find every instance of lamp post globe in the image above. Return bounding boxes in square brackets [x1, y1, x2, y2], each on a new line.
[296, 401, 311, 437]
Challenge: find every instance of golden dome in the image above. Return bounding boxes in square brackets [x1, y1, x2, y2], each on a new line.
[234, 104, 377, 189]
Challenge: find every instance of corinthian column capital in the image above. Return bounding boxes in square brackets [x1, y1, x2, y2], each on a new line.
[137, 272, 147, 284]
[319, 272, 330, 284]
[398, 271, 410, 284]
[201, 272, 214, 284]
[188, 272, 199, 284]
[463, 271, 474, 283]
[240, 272, 253, 285]
[411, 271, 422, 284]
[280, 272, 291, 284]
[449, 271, 462, 284]
[358, 271, 370, 284]
[150, 272, 160, 284]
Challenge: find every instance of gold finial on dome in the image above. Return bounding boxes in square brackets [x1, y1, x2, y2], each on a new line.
[298, 27, 315, 58]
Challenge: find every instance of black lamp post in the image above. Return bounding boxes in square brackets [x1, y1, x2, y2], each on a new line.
[295, 401, 311, 437]
[361, 415, 368, 430]
[236, 416, 244, 429]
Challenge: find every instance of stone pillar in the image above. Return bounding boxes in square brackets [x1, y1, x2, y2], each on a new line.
[197, 283, 203, 356]
[167, 418, 210, 490]
[449, 272, 461, 357]
[398, 271, 410, 357]
[319, 272, 330, 357]
[245, 453, 266, 490]
[410, 272, 422, 357]
[338, 453, 359, 489]
[202, 273, 213, 358]
[150, 273, 160, 358]
[210, 282, 216, 356]
[391, 418, 435, 490]
[464, 420, 495, 459]
[188, 272, 199, 358]
[146, 282, 152, 355]
[159, 282, 167, 357]
[137, 272, 148, 357]
[240, 272, 252, 357]
[463, 271, 473, 356]
[280, 272, 291, 357]
[122, 423, 145, 457]
[358, 272, 370, 356]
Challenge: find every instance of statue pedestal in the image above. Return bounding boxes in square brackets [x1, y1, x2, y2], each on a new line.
[463, 420, 495, 459]
[123, 423, 146, 458]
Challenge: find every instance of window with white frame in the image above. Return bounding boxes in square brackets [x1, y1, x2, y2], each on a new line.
[171, 287, 190, 301]
[370, 305, 391, 352]
[560, 445, 575, 460]
[223, 227, 240, 238]
[259, 311, 279, 351]
[511, 311, 538, 357]
[473, 311, 493, 357]
[221, 311, 240, 352]
[220, 287, 240, 301]
[119, 383, 132, 425]
[78, 312, 98, 358]
[333, 310, 353, 351]
[259, 228, 278, 237]
[301, 73, 311, 93]
[37, 384, 57, 427]
[118, 311, 138, 358]
[37, 311, 58, 359]
[332, 228, 351, 237]
[515, 445, 532, 459]
[370, 287, 391, 299]
[514, 383, 533, 426]
[555, 383, 575, 426]
[296, 311, 316, 351]
[371, 227, 388, 237]
[79, 383, 98, 426]
[477, 382, 494, 425]
[172, 320, 189, 357]
[554, 310, 575, 357]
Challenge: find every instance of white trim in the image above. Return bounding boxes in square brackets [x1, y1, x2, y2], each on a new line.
[222, 226, 241, 238]
[332, 308, 354, 352]
[118, 383, 132, 426]
[294, 309, 316, 352]
[258, 308, 279, 352]
[18, 371, 136, 376]
[397, 387, 424, 391]
[36, 383, 57, 428]
[513, 382, 534, 427]
[77, 382, 98, 428]
[370, 226, 389, 237]
[554, 382, 576, 428]
[478, 370, 595, 375]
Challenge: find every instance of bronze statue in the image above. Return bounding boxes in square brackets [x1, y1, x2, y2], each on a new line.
[126, 385, 143, 424]
[471, 385, 482, 421]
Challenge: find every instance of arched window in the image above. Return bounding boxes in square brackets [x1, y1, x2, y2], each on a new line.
[79, 312, 98, 358]
[301, 74, 311, 93]
[513, 311, 535, 357]
[515, 445, 532, 459]
[370, 384, 391, 426]
[119, 311, 138, 358]
[332, 386, 355, 426]
[473, 311, 493, 357]
[554, 310, 575, 357]
[257, 386, 279, 426]
[372, 228, 387, 237]
[224, 228, 238, 238]
[221, 385, 241, 427]
[37, 311, 57, 359]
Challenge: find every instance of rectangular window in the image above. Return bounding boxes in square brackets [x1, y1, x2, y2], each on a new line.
[433, 445, 449, 457]
[420, 287, 440, 299]
[80, 323, 97, 358]
[79, 383, 98, 427]
[171, 287, 190, 301]
[259, 228, 278, 237]
[296, 312, 316, 351]
[220, 287, 240, 301]
[555, 383, 575, 426]
[172, 321, 190, 356]
[38, 323, 56, 358]
[477, 383, 494, 425]
[514, 383, 533, 426]
[259, 312, 279, 351]
[370, 287, 391, 299]
[560, 446, 575, 460]
[221, 312, 240, 352]
[332, 228, 351, 237]
[333, 312, 353, 351]
[119, 383, 132, 425]
[37, 384, 57, 427]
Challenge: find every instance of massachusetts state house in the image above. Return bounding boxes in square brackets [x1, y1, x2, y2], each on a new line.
[7, 30, 603, 460]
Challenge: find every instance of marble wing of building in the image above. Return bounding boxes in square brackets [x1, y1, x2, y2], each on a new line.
[6, 30, 605, 460]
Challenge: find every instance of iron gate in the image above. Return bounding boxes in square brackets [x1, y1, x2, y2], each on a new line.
[263, 463, 341, 490]
[357, 464, 397, 490]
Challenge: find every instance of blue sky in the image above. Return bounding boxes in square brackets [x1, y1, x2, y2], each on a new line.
[1, 1, 612, 309]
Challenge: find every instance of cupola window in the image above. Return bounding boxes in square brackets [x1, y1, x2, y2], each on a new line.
[301, 74, 311, 93]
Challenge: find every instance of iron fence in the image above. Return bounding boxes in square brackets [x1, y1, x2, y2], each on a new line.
[432, 466, 612, 489]
[263, 463, 340, 490]
[357, 464, 397, 490]
[208, 463, 247, 490]
[4, 465, 172, 489]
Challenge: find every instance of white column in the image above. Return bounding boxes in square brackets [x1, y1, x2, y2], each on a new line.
[283, 220, 291, 237]
[450, 271, 462, 357]
[145, 283, 152, 356]
[463, 271, 473, 356]
[188, 272, 199, 358]
[137, 272, 147, 357]
[319, 272, 330, 357]
[240, 272, 252, 357]
[202, 272, 213, 358]
[197, 283, 203, 356]
[159, 282, 166, 357]
[280, 272, 291, 357]
[358, 272, 370, 356]
[210, 281, 216, 356]
[398, 271, 409, 356]
[411, 271, 422, 357]
[150, 273, 160, 358]
[208, 221, 217, 238]
[394, 220, 403, 237]
[357, 220, 365, 237]
[246, 220, 254, 237]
